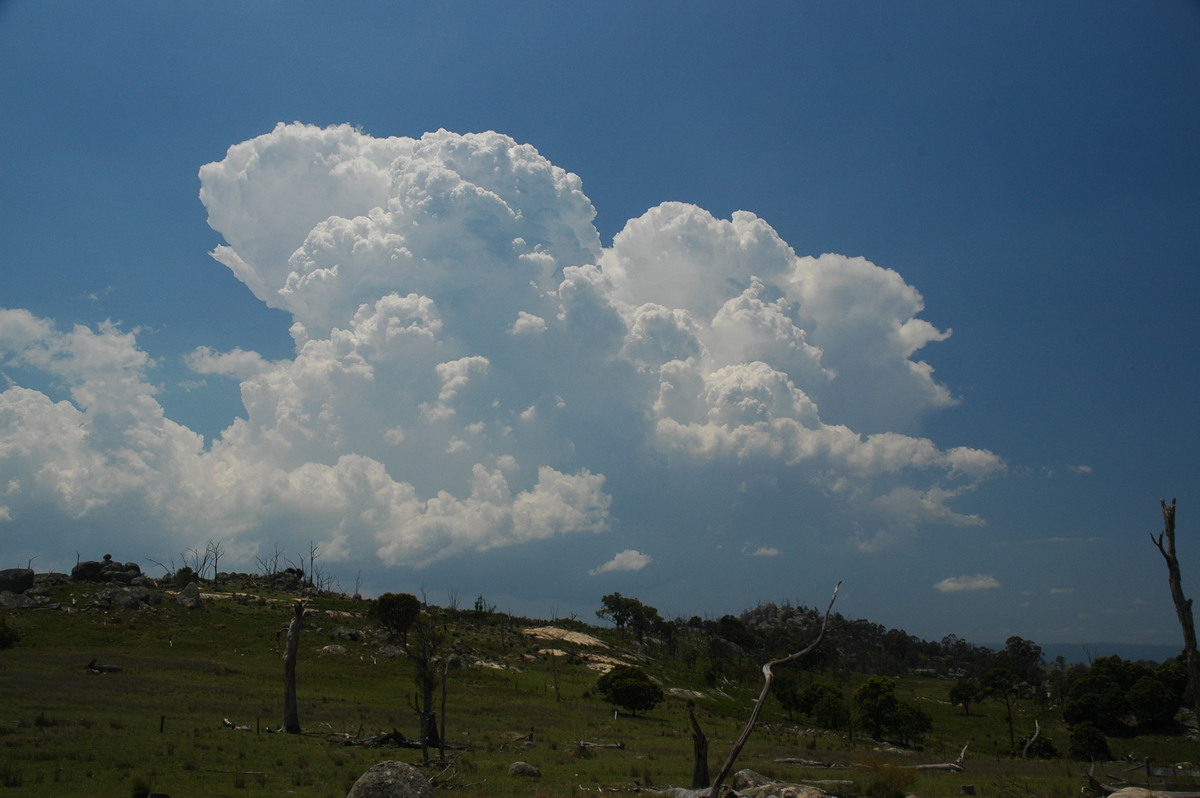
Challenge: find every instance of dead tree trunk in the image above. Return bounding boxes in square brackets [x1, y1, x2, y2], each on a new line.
[282, 599, 306, 734]
[688, 700, 710, 789]
[707, 582, 840, 798]
[1151, 499, 1200, 724]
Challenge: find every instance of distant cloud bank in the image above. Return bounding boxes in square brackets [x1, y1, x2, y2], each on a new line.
[934, 574, 1001, 593]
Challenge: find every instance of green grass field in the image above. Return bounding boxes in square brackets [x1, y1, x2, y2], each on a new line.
[0, 585, 1194, 798]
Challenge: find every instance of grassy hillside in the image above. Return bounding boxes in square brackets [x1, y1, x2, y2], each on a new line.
[0, 582, 1193, 798]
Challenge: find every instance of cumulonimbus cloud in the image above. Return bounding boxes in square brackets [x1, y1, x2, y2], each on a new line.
[0, 122, 1003, 577]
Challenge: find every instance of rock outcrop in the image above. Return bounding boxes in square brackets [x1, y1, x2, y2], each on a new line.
[0, 568, 34, 594]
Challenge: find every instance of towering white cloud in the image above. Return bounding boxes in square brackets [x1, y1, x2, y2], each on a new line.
[0, 123, 1002, 579]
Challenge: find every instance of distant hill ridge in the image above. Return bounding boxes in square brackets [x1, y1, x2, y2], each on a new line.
[1018, 641, 1183, 665]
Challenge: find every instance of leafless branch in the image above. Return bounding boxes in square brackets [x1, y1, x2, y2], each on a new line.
[706, 582, 840, 798]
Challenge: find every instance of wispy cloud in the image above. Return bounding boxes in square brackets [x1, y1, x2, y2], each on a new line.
[934, 574, 1000, 593]
[747, 546, 781, 557]
[1068, 464, 1094, 474]
[589, 549, 653, 576]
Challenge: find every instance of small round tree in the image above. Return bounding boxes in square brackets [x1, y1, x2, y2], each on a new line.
[1068, 721, 1112, 762]
[369, 592, 422, 645]
[597, 665, 664, 717]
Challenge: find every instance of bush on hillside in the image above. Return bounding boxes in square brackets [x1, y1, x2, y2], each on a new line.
[0, 613, 19, 649]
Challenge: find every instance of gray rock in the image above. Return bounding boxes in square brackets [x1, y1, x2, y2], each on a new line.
[0, 568, 34, 594]
[176, 582, 203, 609]
[0, 591, 36, 609]
[507, 761, 541, 777]
[345, 760, 433, 798]
[97, 586, 153, 610]
[332, 626, 364, 641]
[321, 644, 348, 655]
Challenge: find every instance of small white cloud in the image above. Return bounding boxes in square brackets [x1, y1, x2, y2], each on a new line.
[185, 346, 271, 379]
[748, 546, 781, 557]
[1068, 464, 1094, 474]
[509, 311, 547, 335]
[934, 574, 1000, 593]
[589, 549, 652, 576]
[1049, 587, 1074, 595]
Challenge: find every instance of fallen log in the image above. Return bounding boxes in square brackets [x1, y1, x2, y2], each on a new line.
[576, 740, 626, 750]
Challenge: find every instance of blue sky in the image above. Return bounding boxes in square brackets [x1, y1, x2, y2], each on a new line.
[2, 1, 1198, 649]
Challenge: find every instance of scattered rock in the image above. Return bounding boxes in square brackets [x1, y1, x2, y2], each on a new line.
[508, 761, 541, 777]
[176, 582, 203, 609]
[95, 585, 161, 610]
[321, 644, 348, 655]
[0, 568, 34, 594]
[332, 626, 363, 641]
[345, 760, 433, 798]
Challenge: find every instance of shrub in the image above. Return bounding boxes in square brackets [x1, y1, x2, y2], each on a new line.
[861, 761, 916, 798]
[1017, 731, 1060, 759]
[1068, 721, 1111, 761]
[596, 665, 664, 716]
[0, 613, 19, 649]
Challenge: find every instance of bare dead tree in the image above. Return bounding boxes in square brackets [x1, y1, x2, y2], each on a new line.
[181, 545, 212, 579]
[1151, 498, 1200, 723]
[706, 582, 840, 798]
[206, 540, 224, 587]
[306, 540, 320, 588]
[282, 599, 306, 733]
[688, 700, 710, 789]
[255, 544, 284, 576]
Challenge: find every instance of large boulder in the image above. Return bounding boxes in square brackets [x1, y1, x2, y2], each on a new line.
[72, 560, 106, 582]
[176, 582, 203, 609]
[507, 761, 541, 777]
[346, 761, 433, 798]
[0, 568, 34, 594]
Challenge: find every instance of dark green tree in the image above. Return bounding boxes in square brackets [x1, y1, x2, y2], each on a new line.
[370, 592, 422, 645]
[981, 667, 1024, 750]
[808, 683, 849, 731]
[854, 677, 900, 739]
[1127, 674, 1179, 728]
[893, 702, 933, 748]
[597, 593, 638, 638]
[949, 680, 981, 716]
[597, 665, 665, 716]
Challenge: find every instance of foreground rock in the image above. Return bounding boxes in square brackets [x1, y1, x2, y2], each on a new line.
[346, 761, 433, 798]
